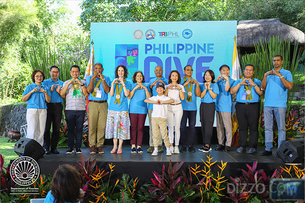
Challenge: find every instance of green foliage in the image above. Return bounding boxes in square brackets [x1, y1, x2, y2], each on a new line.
[79, 0, 305, 32]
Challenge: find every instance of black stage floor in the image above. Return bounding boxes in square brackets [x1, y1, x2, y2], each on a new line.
[37, 145, 304, 185]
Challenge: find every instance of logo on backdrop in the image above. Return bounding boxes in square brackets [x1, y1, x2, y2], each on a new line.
[145, 29, 155, 40]
[182, 29, 193, 39]
[115, 44, 139, 77]
[133, 29, 143, 40]
[10, 156, 40, 186]
[158, 31, 179, 38]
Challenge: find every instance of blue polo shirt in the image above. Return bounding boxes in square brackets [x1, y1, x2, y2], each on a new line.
[129, 83, 151, 114]
[264, 68, 293, 108]
[233, 78, 261, 103]
[216, 77, 235, 112]
[199, 83, 219, 103]
[85, 75, 111, 101]
[148, 77, 168, 109]
[109, 80, 132, 111]
[42, 78, 63, 103]
[22, 83, 51, 109]
[180, 77, 198, 111]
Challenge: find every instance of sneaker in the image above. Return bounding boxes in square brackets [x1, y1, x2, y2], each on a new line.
[248, 148, 256, 154]
[137, 147, 143, 153]
[188, 146, 196, 153]
[131, 148, 137, 153]
[147, 146, 154, 153]
[201, 146, 212, 153]
[151, 149, 158, 156]
[90, 146, 96, 154]
[158, 146, 164, 153]
[97, 146, 105, 154]
[76, 148, 82, 154]
[166, 148, 172, 156]
[66, 148, 73, 155]
[198, 146, 205, 152]
[236, 147, 246, 154]
[180, 146, 187, 153]
[170, 146, 174, 153]
[174, 146, 180, 154]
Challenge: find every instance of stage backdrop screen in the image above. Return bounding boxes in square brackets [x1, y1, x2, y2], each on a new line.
[91, 21, 237, 126]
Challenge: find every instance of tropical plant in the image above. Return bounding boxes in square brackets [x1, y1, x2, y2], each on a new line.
[227, 160, 284, 203]
[280, 165, 305, 179]
[117, 174, 139, 203]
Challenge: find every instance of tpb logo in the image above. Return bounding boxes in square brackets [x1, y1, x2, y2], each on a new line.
[158, 31, 179, 38]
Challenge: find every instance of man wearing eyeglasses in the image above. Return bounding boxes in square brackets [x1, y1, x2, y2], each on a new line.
[180, 65, 201, 153]
[85, 62, 111, 154]
[42, 66, 63, 154]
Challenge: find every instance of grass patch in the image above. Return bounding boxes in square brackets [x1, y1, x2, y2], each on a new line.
[0, 137, 18, 167]
[291, 100, 305, 105]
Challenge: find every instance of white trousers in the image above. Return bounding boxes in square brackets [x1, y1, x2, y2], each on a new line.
[167, 104, 183, 145]
[26, 109, 47, 146]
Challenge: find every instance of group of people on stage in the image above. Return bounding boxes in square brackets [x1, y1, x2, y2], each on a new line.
[22, 54, 293, 157]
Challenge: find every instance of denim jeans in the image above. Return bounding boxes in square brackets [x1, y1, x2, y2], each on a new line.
[264, 107, 286, 151]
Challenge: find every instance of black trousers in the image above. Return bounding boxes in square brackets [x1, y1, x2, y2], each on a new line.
[235, 102, 260, 148]
[43, 103, 63, 150]
[200, 102, 215, 146]
[65, 110, 85, 149]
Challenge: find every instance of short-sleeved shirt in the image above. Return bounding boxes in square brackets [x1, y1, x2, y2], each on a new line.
[199, 83, 219, 103]
[216, 77, 235, 112]
[109, 80, 132, 112]
[85, 75, 111, 101]
[264, 68, 293, 108]
[165, 84, 185, 105]
[180, 77, 198, 111]
[148, 95, 172, 118]
[148, 77, 168, 109]
[233, 78, 261, 103]
[62, 79, 87, 110]
[22, 83, 51, 109]
[129, 83, 151, 114]
[42, 78, 63, 103]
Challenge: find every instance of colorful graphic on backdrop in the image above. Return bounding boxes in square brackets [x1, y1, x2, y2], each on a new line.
[115, 44, 139, 77]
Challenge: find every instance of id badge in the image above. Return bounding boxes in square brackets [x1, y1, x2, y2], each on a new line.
[241, 92, 247, 100]
[96, 90, 102, 98]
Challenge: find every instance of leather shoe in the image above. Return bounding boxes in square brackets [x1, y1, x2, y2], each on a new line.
[261, 150, 272, 156]
[188, 146, 196, 153]
[51, 149, 59, 154]
[215, 144, 224, 151]
[90, 146, 96, 154]
[247, 148, 256, 154]
[224, 146, 231, 152]
[45, 150, 51, 155]
[236, 147, 246, 153]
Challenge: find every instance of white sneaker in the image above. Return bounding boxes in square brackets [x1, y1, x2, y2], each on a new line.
[151, 149, 158, 156]
[166, 148, 172, 156]
[170, 146, 174, 153]
[174, 146, 180, 154]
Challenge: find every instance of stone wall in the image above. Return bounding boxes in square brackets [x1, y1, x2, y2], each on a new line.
[0, 103, 27, 136]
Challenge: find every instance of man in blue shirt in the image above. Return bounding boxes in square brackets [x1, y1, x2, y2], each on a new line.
[147, 66, 168, 153]
[230, 64, 263, 154]
[43, 66, 64, 154]
[215, 65, 235, 152]
[260, 55, 293, 156]
[86, 63, 111, 154]
[180, 65, 201, 153]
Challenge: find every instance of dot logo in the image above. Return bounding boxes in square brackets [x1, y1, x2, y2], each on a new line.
[182, 29, 193, 39]
[133, 29, 143, 40]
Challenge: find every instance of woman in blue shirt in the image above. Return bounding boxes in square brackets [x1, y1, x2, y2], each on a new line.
[22, 70, 51, 146]
[199, 70, 219, 153]
[105, 65, 131, 154]
[128, 71, 151, 153]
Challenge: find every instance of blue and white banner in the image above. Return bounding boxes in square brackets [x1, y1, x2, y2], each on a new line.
[91, 21, 237, 81]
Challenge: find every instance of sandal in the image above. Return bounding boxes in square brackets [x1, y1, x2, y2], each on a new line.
[110, 149, 117, 154]
[117, 150, 122, 154]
